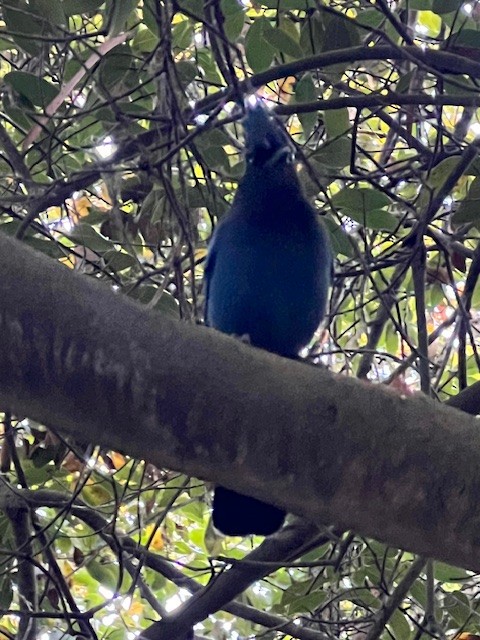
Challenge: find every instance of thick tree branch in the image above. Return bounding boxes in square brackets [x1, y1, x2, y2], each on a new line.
[1, 233, 480, 571]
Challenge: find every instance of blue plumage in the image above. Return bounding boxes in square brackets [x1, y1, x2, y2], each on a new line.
[204, 104, 333, 536]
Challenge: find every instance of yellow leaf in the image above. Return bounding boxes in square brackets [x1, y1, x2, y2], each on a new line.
[81, 478, 113, 506]
[72, 195, 92, 218]
[59, 256, 75, 269]
[277, 75, 295, 103]
[110, 451, 127, 470]
[128, 600, 144, 616]
[45, 206, 63, 221]
[143, 524, 164, 551]
[195, 247, 208, 262]
[99, 183, 112, 205]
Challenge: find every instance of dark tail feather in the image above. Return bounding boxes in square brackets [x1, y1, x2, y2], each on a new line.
[213, 486, 285, 536]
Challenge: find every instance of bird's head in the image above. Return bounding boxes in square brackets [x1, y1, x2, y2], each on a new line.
[242, 104, 294, 170]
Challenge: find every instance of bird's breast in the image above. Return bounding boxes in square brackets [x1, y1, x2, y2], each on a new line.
[206, 217, 330, 357]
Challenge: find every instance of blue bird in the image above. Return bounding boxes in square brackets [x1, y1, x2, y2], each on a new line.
[204, 104, 333, 536]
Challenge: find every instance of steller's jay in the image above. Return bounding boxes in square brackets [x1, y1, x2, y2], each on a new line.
[204, 103, 333, 536]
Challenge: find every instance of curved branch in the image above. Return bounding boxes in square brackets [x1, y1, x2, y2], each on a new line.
[2, 233, 480, 570]
[195, 45, 480, 114]
[142, 521, 332, 640]
[22, 489, 330, 640]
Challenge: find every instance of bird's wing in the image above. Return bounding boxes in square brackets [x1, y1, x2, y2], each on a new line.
[203, 232, 218, 327]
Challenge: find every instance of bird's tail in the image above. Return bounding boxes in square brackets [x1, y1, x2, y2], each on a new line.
[213, 486, 285, 537]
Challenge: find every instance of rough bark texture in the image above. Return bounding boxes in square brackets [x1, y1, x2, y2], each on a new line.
[1, 232, 480, 569]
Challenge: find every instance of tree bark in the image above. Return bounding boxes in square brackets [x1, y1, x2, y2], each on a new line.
[1, 232, 480, 569]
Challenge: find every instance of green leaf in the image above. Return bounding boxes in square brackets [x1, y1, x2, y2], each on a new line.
[294, 74, 317, 137]
[186, 184, 229, 214]
[0, 38, 16, 52]
[303, 162, 335, 194]
[322, 11, 361, 52]
[388, 610, 411, 640]
[261, 0, 315, 7]
[426, 156, 475, 190]
[197, 128, 232, 149]
[103, 250, 136, 273]
[449, 28, 480, 49]
[300, 11, 324, 56]
[443, 74, 477, 95]
[3, 0, 41, 55]
[86, 560, 119, 591]
[25, 238, 66, 259]
[172, 19, 193, 50]
[142, 0, 159, 34]
[453, 200, 480, 226]
[245, 17, 275, 72]
[313, 138, 352, 168]
[428, 283, 445, 308]
[472, 274, 480, 310]
[4, 72, 59, 107]
[323, 217, 355, 258]
[407, 0, 432, 8]
[294, 74, 316, 103]
[324, 107, 350, 139]
[176, 0, 204, 19]
[396, 70, 415, 94]
[66, 223, 114, 253]
[107, 630, 128, 640]
[432, 0, 463, 13]
[62, 0, 104, 15]
[104, 0, 138, 36]
[417, 9, 442, 36]
[444, 592, 472, 626]
[384, 324, 399, 354]
[222, 0, 245, 42]
[331, 186, 393, 212]
[354, 8, 385, 29]
[30, 0, 65, 25]
[22, 458, 62, 486]
[196, 49, 223, 84]
[202, 146, 231, 172]
[263, 26, 303, 58]
[279, 15, 301, 41]
[132, 26, 158, 52]
[409, 580, 427, 607]
[175, 60, 197, 86]
[129, 287, 179, 317]
[452, 176, 480, 226]
[0, 577, 13, 610]
[118, 101, 153, 118]
[98, 44, 134, 88]
[348, 208, 398, 231]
